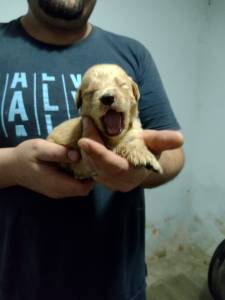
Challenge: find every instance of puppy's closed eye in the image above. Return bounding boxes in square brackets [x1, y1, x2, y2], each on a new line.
[119, 83, 130, 89]
[83, 89, 98, 97]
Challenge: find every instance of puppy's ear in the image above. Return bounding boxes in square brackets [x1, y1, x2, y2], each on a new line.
[76, 88, 83, 109]
[129, 77, 140, 101]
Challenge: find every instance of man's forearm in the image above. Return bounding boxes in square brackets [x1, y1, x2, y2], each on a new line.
[141, 147, 185, 188]
[0, 148, 17, 188]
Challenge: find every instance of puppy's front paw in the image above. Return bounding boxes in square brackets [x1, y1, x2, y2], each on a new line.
[115, 143, 163, 174]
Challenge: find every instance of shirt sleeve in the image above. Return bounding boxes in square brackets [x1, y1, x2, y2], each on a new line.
[137, 46, 180, 131]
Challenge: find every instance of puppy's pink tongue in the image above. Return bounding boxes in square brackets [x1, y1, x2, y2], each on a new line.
[103, 110, 123, 136]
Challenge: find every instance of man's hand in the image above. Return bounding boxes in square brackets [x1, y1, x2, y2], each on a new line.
[142, 129, 184, 156]
[78, 118, 184, 192]
[8, 139, 94, 198]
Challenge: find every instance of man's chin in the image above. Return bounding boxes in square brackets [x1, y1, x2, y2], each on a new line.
[38, 0, 84, 21]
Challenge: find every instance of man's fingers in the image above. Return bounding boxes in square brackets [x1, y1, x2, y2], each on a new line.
[49, 171, 94, 197]
[78, 138, 129, 172]
[143, 130, 184, 155]
[82, 117, 103, 144]
[40, 165, 95, 198]
[32, 139, 80, 163]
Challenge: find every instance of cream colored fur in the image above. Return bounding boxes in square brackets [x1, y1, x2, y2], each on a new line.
[47, 64, 162, 178]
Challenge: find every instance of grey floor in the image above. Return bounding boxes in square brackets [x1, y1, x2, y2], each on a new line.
[147, 246, 213, 300]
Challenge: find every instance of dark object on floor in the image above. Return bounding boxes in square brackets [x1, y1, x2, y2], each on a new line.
[208, 239, 225, 300]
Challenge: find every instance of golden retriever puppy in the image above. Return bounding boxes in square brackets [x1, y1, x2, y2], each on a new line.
[47, 64, 163, 179]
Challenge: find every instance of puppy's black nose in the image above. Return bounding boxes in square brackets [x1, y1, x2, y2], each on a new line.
[100, 94, 115, 106]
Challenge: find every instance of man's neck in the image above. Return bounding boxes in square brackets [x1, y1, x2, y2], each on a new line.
[21, 13, 92, 46]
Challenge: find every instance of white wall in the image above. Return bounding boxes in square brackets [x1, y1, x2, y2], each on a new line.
[0, 0, 27, 21]
[188, 0, 225, 255]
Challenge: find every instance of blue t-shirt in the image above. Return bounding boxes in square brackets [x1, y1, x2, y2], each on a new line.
[0, 19, 180, 300]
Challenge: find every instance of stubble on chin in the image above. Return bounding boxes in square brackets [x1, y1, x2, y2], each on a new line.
[38, 0, 85, 20]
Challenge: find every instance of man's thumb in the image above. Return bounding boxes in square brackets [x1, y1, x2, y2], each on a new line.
[36, 140, 80, 163]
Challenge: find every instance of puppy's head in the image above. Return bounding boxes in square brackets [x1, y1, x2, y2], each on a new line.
[76, 64, 140, 140]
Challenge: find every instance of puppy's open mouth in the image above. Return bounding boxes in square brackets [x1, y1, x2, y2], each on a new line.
[101, 110, 124, 137]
